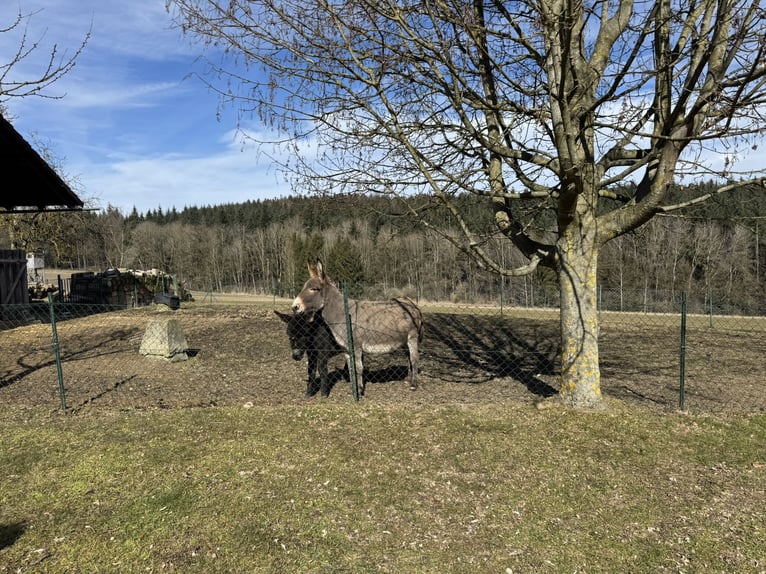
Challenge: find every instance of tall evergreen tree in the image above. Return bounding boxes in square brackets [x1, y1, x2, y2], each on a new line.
[328, 236, 365, 298]
[291, 233, 324, 293]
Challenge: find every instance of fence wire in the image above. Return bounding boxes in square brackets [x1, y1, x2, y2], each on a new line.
[0, 290, 763, 414]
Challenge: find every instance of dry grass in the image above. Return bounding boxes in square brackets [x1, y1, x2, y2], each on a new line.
[1, 403, 765, 572]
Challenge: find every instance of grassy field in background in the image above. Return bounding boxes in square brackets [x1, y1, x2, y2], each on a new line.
[191, 290, 766, 331]
[1, 402, 765, 573]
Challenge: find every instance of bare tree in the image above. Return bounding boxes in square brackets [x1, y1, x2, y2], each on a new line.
[95, 206, 129, 269]
[0, 7, 89, 107]
[168, 0, 766, 408]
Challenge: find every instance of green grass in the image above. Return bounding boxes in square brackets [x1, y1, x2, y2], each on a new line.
[1, 402, 765, 572]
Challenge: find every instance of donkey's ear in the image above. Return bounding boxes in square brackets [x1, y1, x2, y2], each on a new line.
[307, 260, 319, 278]
[315, 258, 325, 279]
[274, 310, 291, 323]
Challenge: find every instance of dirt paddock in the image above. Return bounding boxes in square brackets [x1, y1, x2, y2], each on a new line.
[0, 299, 763, 415]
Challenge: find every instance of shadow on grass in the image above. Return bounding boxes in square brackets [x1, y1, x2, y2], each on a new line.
[0, 522, 25, 550]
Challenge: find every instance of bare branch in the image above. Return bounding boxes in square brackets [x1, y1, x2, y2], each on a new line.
[0, 8, 90, 102]
[659, 177, 766, 213]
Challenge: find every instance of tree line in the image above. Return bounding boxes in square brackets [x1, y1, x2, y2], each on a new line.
[2, 185, 764, 315]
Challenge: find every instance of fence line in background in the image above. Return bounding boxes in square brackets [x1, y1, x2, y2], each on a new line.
[0, 289, 763, 413]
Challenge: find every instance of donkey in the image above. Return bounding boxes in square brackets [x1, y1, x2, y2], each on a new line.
[292, 259, 424, 396]
[274, 310, 344, 397]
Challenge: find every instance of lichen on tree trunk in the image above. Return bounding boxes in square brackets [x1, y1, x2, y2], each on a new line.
[557, 233, 603, 409]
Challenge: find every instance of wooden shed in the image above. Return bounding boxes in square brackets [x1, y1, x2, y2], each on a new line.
[0, 114, 84, 304]
[0, 249, 28, 305]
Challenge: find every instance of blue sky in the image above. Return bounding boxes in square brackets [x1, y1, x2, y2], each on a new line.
[1, 1, 291, 214]
[3, 2, 765, 216]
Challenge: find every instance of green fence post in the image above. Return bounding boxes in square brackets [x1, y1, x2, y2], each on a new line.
[47, 293, 67, 411]
[342, 284, 359, 402]
[679, 292, 687, 411]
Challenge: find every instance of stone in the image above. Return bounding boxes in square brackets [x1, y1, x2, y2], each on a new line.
[139, 318, 189, 362]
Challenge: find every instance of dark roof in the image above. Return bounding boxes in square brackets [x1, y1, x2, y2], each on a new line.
[0, 114, 84, 213]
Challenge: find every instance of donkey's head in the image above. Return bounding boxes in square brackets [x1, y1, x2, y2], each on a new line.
[292, 259, 329, 315]
[275, 310, 316, 361]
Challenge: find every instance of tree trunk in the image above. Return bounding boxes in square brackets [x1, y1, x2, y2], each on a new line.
[557, 233, 603, 409]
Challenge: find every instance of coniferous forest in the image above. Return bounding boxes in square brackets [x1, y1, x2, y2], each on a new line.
[2, 183, 765, 315]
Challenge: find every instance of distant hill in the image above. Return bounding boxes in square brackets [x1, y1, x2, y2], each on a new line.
[131, 180, 766, 232]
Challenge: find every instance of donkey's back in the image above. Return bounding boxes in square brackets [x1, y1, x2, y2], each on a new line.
[344, 297, 423, 354]
[333, 296, 423, 391]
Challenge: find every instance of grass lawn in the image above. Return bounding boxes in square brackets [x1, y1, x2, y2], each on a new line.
[1, 402, 765, 573]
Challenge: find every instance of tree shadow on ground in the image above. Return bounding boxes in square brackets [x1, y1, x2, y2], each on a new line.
[423, 312, 559, 397]
[0, 328, 141, 390]
[71, 375, 139, 412]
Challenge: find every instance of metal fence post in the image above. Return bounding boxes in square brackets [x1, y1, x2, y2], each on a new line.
[342, 284, 360, 402]
[679, 292, 687, 411]
[47, 293, 67, 411]
[499, 277, 504, 317]
[598, 284, 602, 321]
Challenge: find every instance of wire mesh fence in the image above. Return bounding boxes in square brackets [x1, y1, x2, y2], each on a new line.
[0, 287, 763, 414]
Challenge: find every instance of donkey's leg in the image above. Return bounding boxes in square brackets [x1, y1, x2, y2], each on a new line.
[318, 351, 331, 397]
[306, 350, 319, 396]
[407, 334, 419, 390]
[356, 354, 366, 396]
[343, 353, 351, 381]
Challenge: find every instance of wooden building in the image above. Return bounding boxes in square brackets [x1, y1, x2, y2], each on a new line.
[0, 114, 84, 304]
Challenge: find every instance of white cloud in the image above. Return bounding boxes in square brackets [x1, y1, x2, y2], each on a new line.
[77, 133, 292, 213]
[1, 1, 292, 213]
[58, 80, 186, 110]
[0, 1, 190, 61]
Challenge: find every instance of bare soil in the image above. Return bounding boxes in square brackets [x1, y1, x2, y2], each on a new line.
[1, 299, 763, 414]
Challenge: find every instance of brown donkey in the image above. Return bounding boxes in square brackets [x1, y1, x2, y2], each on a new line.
[292, 260, 424, 395]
